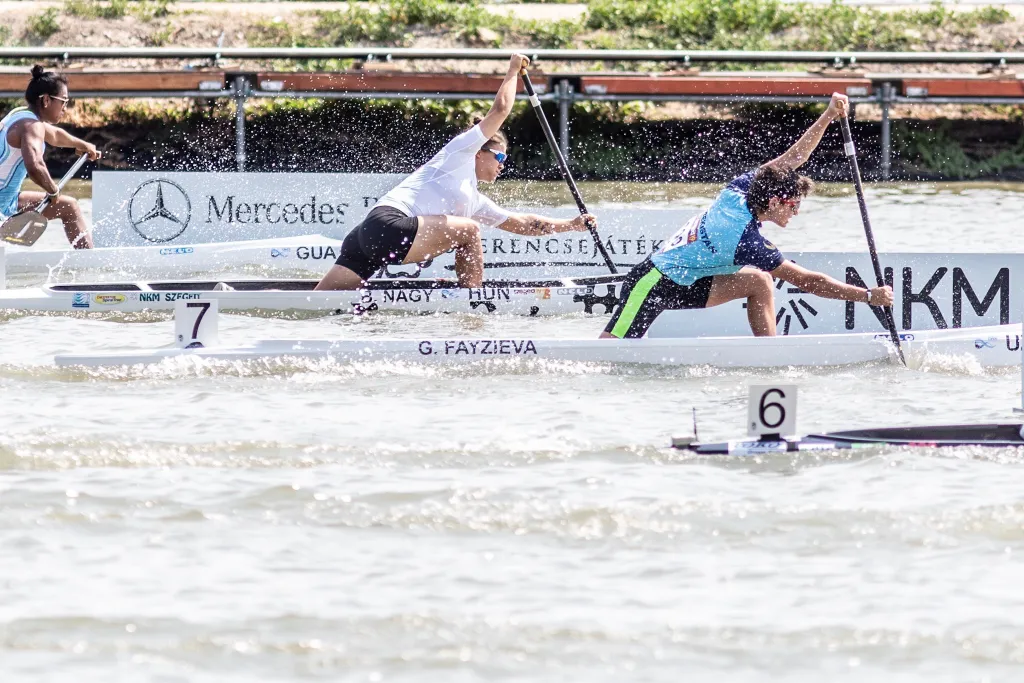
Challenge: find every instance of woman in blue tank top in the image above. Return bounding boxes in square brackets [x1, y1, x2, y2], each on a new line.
[0, 65, 101, 248]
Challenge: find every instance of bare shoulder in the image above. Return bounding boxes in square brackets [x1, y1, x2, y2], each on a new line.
[7, 116, 40, 147]
[15, 116, 46, 137]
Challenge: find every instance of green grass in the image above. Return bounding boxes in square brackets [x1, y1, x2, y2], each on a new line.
[583, 0, 1015, 52]
[63, 0, 131, 19]
[586, 0, 797, 49]
[248, 0, 582, 49]
[242, 0, 1014, 59]
[26, 8, 62, 40]
[63, 0, 175, 21]
[148, 23, 175, 46]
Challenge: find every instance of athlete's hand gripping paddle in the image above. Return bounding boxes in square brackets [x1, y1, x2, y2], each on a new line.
[839, 114, 905, 365]
[1, 153, 89, 247]
[520, 67, 616, 274]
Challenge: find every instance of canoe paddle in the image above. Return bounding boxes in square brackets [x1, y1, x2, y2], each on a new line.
[839, 114, 905, 365]
[520, 68, 616, 274]
[0, 153, 89, 247]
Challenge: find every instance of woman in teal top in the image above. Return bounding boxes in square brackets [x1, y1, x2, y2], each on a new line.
[0, 65, 101, 248]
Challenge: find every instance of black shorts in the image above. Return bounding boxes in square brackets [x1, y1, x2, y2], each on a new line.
[335, 206, 420, 280]
[603, 257, 713, 338]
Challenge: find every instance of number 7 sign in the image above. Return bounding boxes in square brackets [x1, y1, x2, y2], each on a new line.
[174, 299, 219, 348]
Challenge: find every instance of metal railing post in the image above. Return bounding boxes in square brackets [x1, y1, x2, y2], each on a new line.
[880, 82, 894, 181]
[233, 75, 247, 172]
[557, 80, 573, 161]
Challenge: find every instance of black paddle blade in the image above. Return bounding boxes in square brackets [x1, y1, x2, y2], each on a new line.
[0, 211, 48, 246]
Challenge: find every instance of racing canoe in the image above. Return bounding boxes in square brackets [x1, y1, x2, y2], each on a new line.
[53, 323, 1021, 369]
[3, 234, 343, 278]
[0, 274, 623, 315]
[672, 423, 1024, 454]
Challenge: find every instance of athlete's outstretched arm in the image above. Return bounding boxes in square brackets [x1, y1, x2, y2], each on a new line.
[772, 260, 892, 304]
[478, 53, 529, 140]
[765, 93, 847, 171]
[497, 212, 596, 236]
[43, 122, 101, 159]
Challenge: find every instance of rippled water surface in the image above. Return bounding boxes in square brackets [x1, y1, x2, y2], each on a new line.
[3, 181, 1024, 682]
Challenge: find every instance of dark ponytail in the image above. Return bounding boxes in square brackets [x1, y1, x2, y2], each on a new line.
[25, 65, 68, 108]
[468, 115, 508, 151]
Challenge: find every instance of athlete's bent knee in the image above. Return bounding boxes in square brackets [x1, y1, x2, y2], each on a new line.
[750, 270, 774, 294]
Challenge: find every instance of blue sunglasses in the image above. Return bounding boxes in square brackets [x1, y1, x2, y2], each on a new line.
[485, 149, 507, 164]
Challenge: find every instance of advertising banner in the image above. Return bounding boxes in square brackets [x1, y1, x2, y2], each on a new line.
[649, 252, 1021, 336]
[91, 172, 697, 268]
[91, 171, 405, 247]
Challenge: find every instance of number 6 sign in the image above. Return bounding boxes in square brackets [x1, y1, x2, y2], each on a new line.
[174, 299, 219, 348]
[747, 385, 797, 437]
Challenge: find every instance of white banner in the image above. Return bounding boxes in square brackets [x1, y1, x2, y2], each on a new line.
[91, 171, 404, 247]
[648, 252, 1022, 336]
[263, 214, 697, 280]
[91, 172, 697, 265]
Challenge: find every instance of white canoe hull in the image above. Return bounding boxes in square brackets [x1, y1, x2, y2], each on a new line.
[0, 276, 621, 316]
[6, 249, 1021, 335]
[4, 234, 342, 277]
[54, 324, 1022, 369]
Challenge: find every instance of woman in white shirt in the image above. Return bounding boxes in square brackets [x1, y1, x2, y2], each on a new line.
[315, 54, 597, 290]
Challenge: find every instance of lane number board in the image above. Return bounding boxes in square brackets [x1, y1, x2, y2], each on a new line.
[747, 384, 797, 437]
[174, 299, 219, 347]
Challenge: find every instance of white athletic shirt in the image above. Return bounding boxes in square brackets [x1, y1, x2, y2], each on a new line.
[376, 125, 511, 227]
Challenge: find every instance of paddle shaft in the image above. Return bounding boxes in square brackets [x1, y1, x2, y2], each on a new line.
[520, 71, 616, 274]
[33, 153, 89, 213]
[839, 115, 905, 365]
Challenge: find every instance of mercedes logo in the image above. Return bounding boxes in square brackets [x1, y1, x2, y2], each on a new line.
[128, 179, 191, 243]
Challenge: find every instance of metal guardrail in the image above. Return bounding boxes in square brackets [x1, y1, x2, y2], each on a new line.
[0, 77, 1002, 181]
[0, 46, 1021, 66]
[3, 47, 1020, 179]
